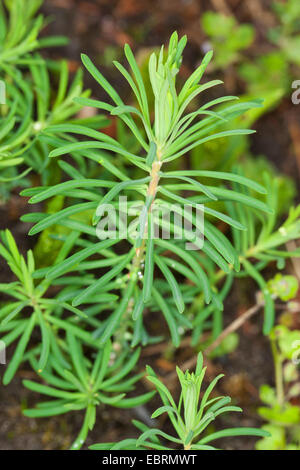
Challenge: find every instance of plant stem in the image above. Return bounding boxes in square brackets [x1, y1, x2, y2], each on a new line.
[114, 153, 162, 346]
[129, 157, 162, 276]
[70, 406, 93, 450]
[270, 336, 284, 407]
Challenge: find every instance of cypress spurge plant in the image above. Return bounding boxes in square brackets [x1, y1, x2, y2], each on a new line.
[0, 59, 99, 179]
[189, 171, 300, 346]
[0, 0, 107, 195]
[23, 336, 154, 450]
[2, 32, 290, 450]
[90, 353, 269, 450]
[0, 229, 102, 385]
[23, 32, 272, 349]
[0, 0, 67, 67]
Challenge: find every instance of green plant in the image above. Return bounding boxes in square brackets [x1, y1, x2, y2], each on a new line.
[201, 12, 255, 70]
[224, 175, 300, 333]
[22, 32, 273, 351]
[22, 336, 154, 450]
[238, 52, 290, 97]
[0, 61, 103, 179]
[269, 0, 300, 66]
[90, 353, 268, 450]
[0, 0, 107, 199]
[0, 229, 102, 384]
[198, 5, 300, 153]
[0, 0, 67, 67]
[1, 26, 299, 451]
[256, 323, 300, 450]
[187, 170, 300, 346]
[238, 0, 300, 98]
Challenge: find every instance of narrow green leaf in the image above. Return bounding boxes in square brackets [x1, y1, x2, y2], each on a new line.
[3, 314, 36, 385]
[154, 254, 185, 313]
